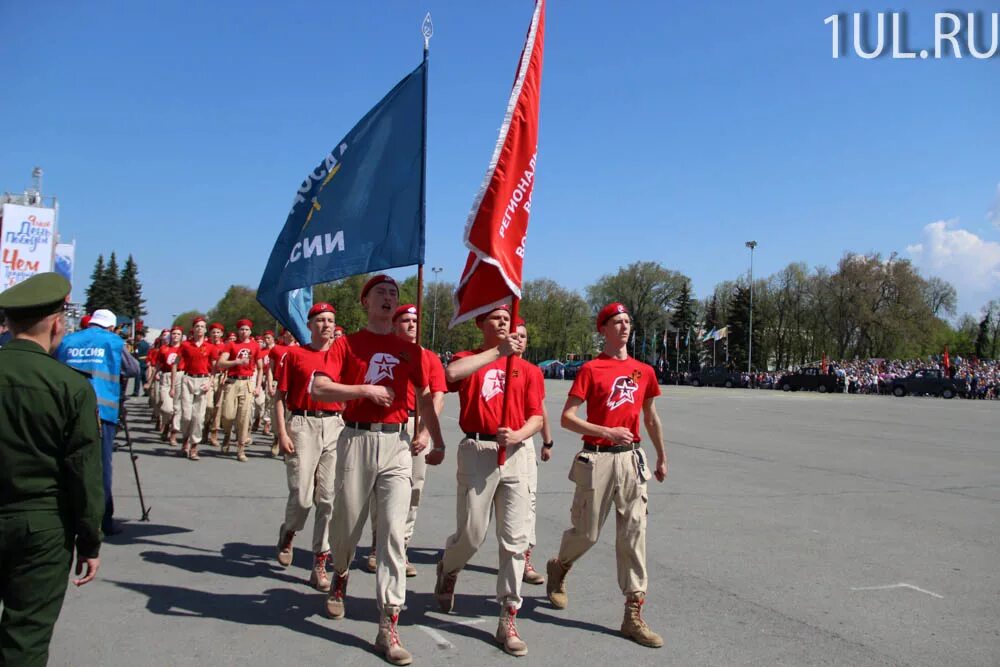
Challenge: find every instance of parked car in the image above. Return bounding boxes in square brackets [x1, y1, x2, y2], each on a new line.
[777, 367, 839, 393]
[889, 368, 969, 398]
[689, 366, 743, 388]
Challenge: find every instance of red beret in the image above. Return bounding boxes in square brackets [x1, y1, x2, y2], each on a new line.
[308, 302, 336, 319]
[393, 304, 418, 322]
[80, 314, 92, 328]
[263, 330, 275, 337]
[596, 302, 629, 330]
[513, 316, 526, 328]
[475, 304, 511, 326]
[360, 274, 398, 302]
[192, 316, 206, 326]
[209, 322, 224, 332]
[334, 325, 345, 333]
[227, 332, 237, 340]
[170, 325, 183, 334]
[236, 319, 253, 329]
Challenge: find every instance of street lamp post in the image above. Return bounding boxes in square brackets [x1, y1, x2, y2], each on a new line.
[745, 241, 757, 375]
[430, 266, 443, 350]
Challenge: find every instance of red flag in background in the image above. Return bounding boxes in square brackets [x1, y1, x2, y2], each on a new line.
[943, 345, 950, 372]
[450, 0, 545, 327]
[821, 353, 828, 374]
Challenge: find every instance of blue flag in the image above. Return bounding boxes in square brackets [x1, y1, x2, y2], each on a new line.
[257, 61, 428, 342]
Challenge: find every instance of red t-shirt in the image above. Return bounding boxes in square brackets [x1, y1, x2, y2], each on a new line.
[279, 344, 344, 412]
[447, 350, 544, 434]
[179, 339, 214, 375]
[407, 348, 447, 410]
[147, 347, 159, 369]
[157, 345, 182, 372]
[568, 354, 661, 446]
[321, 329, 427, 424]
[223, 340, 260, 378]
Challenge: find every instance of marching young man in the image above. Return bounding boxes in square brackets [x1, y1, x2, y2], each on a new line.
[431, 305, 543, 657]
[172, 317, 215, 460]
[511, 317, 552, 585]
[365, 304, 446, 577]
[546, 303, 668, 648]
[273, 303, 344, 591]
[311, 275, 446, 666]
[157, 327, 184, 446]
[217, 319, 263, 461]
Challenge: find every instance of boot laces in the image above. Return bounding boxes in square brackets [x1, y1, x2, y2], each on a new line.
[314, 552, 329, 569]
[442, 572, 457, 595]
[387, 613, 402, 646]
[505, 607, 520, 638]
[524, 550, 536, 573]
[332, 573, 347, 600]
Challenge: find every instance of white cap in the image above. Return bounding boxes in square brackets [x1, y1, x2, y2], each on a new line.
[89, 309, 117, 329]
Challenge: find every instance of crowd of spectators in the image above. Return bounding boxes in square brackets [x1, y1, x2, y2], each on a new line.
[740, 357, 999, 399]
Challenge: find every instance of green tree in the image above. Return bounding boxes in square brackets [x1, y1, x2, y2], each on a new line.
[119, 254, 147, 320]
[520, 278, 593, 362]
[975, 311, 992, 359]
[104, 252, 125, 314]
[208, 286, 275, 335]
[172, 310, 208, 329]
[586, 261, 688, 358]
[84, 254, 107, 313]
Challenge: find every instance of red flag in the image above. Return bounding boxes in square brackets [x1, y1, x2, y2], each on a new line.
[943, 345, 950, 372]
[821, 352, 828, 374]
[450, 0, 545, 327]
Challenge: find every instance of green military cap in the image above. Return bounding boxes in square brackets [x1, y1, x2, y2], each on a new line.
[0, 272, 71, 315]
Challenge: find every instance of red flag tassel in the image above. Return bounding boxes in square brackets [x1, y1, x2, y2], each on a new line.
[496, 298, 521, 466]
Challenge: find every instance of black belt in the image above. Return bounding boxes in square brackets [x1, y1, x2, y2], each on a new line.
[226, 377, 253, 383]
[583, 443, 639, 454]
[187, 373, 210, 378]
[345, 421, 406, 433]
[292, 409, 342, 418]
[408, 409, 416, 417]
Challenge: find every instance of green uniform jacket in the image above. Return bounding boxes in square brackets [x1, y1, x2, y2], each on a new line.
[0, 339, 104, 557]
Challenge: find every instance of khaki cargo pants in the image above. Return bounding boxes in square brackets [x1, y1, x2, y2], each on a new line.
[220, 378, 254, 445]
[158, 372, 182, 433]
[368, 417, 424, 544]
[440, 437, 531, 609]
[330, 426, 412, 610]
[556, 446, 651, 595]
[178, 375, 211, 446]
[280, 413, 343, 553]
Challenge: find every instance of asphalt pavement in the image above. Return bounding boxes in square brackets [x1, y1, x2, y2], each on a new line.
[48, 382, 999, 666]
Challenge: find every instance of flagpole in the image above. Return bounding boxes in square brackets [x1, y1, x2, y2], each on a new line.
[497, 297, 520, 466]
[413, 13, 433, 438]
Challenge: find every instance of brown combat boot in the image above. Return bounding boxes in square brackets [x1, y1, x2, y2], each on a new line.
[365, 549, 377, 573]
[236, 444, 248, 462]
[270, 441, 279, 457]
[375, 605, 412, 666]
[310, 552, 331, 592]
[495, 605, 528, 656]
[434, 561, 458, 613]
[276, 528, 294, 567]
[325, 571, 348, 619]
[522, 549, 545, 585]
[546, 558, 570, 609]
[404, 558, 416, 578]
[621, 592, 663, 648]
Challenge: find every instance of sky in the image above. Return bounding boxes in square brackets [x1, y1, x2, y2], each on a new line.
[1, 1, 998, 325]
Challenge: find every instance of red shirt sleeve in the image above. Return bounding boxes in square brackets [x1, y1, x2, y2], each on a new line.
[322, 336, 348, 381]
[445, 350, 473, 393]
[277, 348, 292, 394]
[425, 350, 447, 394]
[524, 363, 544, 418]
[568, 362, 591, 402]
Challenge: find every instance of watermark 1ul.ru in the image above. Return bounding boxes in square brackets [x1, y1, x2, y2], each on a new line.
[824, 11, 998, 59]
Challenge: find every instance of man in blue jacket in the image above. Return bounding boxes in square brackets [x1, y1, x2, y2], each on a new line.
[57, 309, 139, 534]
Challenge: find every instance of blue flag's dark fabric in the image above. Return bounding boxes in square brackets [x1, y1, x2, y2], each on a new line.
[257, 61, 427, 342]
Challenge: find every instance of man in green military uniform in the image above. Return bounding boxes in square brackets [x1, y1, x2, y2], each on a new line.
[0, 273, 105, 667]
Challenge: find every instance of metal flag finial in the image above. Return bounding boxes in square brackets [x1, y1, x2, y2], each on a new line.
[422, 13, 434, 51]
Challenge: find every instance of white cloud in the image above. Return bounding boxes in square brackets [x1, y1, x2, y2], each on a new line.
[907, 220, 1000, 307]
